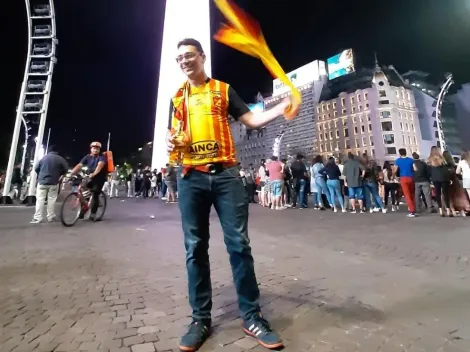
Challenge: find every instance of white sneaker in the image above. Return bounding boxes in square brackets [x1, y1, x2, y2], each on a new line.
[391, 205, 396, 212]
[342, 209, 347, 213]
[382, 208, 387, 214]
[30, 219, 42, 224]
[373, 207, 380, 212]
[369, 208, 374, 213]
[333, 208, 338, 213]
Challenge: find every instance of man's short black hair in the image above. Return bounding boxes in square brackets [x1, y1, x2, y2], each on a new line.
[270, 156, 278, 161]
[177, 38, 204, 53]
[348, 152, 354, 160]
[296, 154, 304, 160]
[412, 152, 420, 160]
[399, 148, 407, 156]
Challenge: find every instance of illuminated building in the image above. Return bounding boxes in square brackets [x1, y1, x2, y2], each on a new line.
[316, 60, 422, 163]
[402, 71, 463, 155]
[449, 83, 470, 151]
[231, 61, 328, 167]
[151, 0, 212, 168]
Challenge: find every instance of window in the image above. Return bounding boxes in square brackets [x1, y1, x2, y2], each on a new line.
[402, 135, 406, 144]
[341, 98, 345, 106]
[357, 94, 362, 102]
[379, 90, 387, 97]
[371, 148, 375, 157]
[379, 100, 390, 105]
[322, 104, 325, 112]
[336, 130, 339, 138]
[355, 138, 360, 148]
[381, 121, 393, 131]
[334, 111, 337, 118]
[359, 115, 363, 123]
[395, 90, 399, 98]
[333, 102, 337, 109]
[345, 140, 350, 149]
[361, 125, 365, 133]
[352, 106, 356, 113]
[367, 114, 371, 121]
[365, 103, 369, 109]
[329, 131, 333, 139]
[406, 123, 409, 131]
[369, 136, 374, 146]
[400, 122, 403, 130]
[324, 133, 328, 140]
[386, 147, 397, 155]
[342, 109, 347, 115]
[351, 96, 355, 104]
[411, 123, 415, 132]
[352, 116, 356, 123]
[383, 134, 395, 144]
[401, 91, 405, 99]
[368, 123, 372, 132]
[381, 111, 391, 118]
[344, 128, 349, 137]
[408, 136, 412, 144]
[334, 120, 338, 128]
[362, 137, 367, 146]
[354, 126, 358, 134]
[317, 107, 321, 114]
[407, 92, 411, 101]
[319, 134, 322, 141]
[413, 136, 417, 145]
[327, 103, 330, 110]
[319, 144, 323, 152]
[364, 92, 368, 100]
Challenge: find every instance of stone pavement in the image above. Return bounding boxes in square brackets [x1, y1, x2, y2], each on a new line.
[0, 199, 470, 352]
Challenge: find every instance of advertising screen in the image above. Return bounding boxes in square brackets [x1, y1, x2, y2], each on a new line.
[248, 102, 264, 113]
[272, 60, 323, 96]
[327, 49, 355, 80]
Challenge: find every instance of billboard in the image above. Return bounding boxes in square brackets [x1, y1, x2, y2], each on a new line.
[272, 60, 323, 96]
[327, 49, 355, 80]
[248, 102, 264, 113]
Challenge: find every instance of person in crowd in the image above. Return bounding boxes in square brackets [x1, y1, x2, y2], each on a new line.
[311, 155, 330, 210]
[321, 156, 345, 212]
[156, 171, 163, 198]
[266, 156, 284, 210]
[165, 163, 177, 203]
[383, 161, 400, 211]
[109, 166, 120, 198]
[150, 171, 158, 197]
[258, 159, 268, 207]
[126, 171, 136, 198]
[394, 148, 416, 218]
[428, 148, 453, 217]
[281, 159, 292, 206]
[443, 151, 469, 216]
[362, 156, 386, 213]
[290, 154, 308, 209]
[457, 151, 470, 202]
[412, 152, 435, 213]
[244, 164, 256, 203]
[30, 145, 68, 224]
[343, 152, 366, 213]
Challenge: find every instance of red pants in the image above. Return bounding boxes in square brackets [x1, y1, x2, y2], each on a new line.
[400, 176, 416, 213]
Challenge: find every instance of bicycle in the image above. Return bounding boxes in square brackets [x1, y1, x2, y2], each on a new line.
[60, 174, 107, 227]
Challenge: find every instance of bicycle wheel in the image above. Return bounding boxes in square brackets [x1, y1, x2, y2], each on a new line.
[61, 192, 82, 227]
[94, 191, 107, 221]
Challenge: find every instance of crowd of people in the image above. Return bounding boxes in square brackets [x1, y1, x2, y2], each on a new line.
[241, 147, 470, 218]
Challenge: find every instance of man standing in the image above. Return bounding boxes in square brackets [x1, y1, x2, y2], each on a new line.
[166, 38, 291, 351]
[290, 154, 307, 209]
[342, 153, 366, 213]
[412, 152, 435, 213]
[266, 156, 283, 210]
[30, 146, 68, 224]
[394, 148, 416, 217]
[109, 167, 120, 198]
[245, 163, 256, 203]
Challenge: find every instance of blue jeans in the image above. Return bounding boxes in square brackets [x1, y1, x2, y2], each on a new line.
[326, 179, 344, 208]
[295, 178, 306, 207]
[364, 182, 383, 209]
[177, 166, 260, 322]
[161, 181, 167, 197]
[315, 178, 331, 207]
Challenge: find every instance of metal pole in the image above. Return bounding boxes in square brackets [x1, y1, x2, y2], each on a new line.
[435, 74, 453, 151]
[20, 116, 29, 177]
[107, 132, 111, 151]
[45, 128, 51, 153]
[1, 0, 32, 201]
[27, 60, 56, 198]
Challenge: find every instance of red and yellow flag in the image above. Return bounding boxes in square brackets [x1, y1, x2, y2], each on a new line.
[213, 0, 301, 120]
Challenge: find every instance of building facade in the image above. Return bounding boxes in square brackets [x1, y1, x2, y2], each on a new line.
[231, 60, 327, 167]
[402, 71, 463, 155]
[316, 64, 421, 164]
[450, 83, 470, 151]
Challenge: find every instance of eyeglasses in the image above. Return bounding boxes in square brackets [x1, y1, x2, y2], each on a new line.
[176, 52, 199, 63]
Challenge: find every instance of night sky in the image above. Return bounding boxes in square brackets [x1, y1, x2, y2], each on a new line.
[1, 0, 469, 168]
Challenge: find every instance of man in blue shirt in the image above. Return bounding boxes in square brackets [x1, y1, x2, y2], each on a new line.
[71, 141, 107, 220]
[394, 148, 416, 217]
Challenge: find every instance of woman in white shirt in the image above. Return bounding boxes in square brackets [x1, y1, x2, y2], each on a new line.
[457, 151, 470, 199]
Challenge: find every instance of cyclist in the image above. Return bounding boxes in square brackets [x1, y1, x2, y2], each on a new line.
[71, 141, 107, 221]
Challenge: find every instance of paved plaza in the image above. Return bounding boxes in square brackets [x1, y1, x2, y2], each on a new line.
[1, 199, 470, 352]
